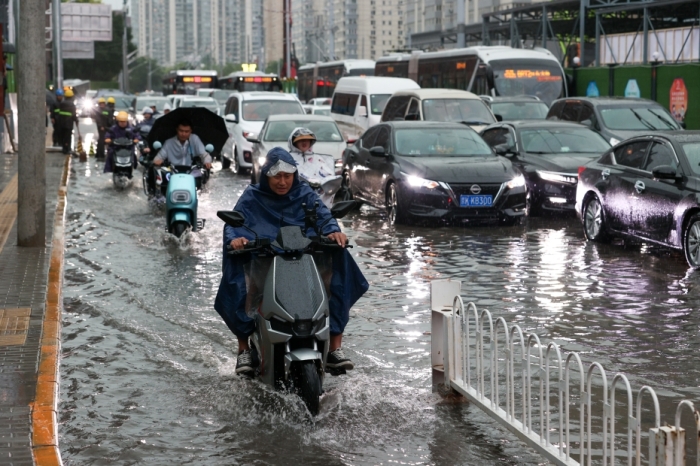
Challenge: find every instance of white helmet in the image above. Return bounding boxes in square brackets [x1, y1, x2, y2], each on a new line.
[142, 106, 154, 115]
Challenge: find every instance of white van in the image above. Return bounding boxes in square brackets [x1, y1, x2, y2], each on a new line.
[330, 77, 419, 140]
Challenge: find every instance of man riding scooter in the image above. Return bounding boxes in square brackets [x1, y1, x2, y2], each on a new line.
[214, 148, 369, 376]
[104, 111, 138, 173]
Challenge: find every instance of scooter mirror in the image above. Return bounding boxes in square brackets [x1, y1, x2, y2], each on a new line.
[153, 141, 162, 150]
[205, 144, 214, 153]
[217, 210, 246, 227]
[330, 200, 357, 219]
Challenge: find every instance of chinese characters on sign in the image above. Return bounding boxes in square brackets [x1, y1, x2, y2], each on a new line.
[503, 69, 562, 81]
[669, 78, 688, 124]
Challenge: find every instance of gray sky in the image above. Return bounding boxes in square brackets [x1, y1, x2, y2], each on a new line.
[102, 0, 128, 11]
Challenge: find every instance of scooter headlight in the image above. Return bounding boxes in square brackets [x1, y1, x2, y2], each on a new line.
[170, 190, 191, 204]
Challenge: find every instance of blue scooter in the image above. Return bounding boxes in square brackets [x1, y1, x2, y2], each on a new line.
[151, 141, 213, 237]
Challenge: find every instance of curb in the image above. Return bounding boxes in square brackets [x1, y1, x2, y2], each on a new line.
[31, 154, 70, 466]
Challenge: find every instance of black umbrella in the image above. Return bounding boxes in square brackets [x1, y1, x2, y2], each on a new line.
[147, 107, 228, 154]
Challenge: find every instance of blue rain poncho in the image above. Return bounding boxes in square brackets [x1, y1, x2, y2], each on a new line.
[214, 147, 369, 338]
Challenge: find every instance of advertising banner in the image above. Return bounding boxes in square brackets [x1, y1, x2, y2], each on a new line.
[669, 78, 688, 124]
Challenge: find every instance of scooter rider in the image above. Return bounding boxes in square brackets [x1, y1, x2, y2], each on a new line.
[104, 111, 138, 173]
[288, 127, 336, 182]
[214, 148, 369, 376]
[135, 106, 155, 137]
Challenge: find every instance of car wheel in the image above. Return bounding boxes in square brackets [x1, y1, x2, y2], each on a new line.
[336, 172, 354, 202]
[386, 183, 405, 226]
[683, 214, 700, 270]
[232, 149, 241, 174]
[222, 155, 231, 169]
[582, 195, 609, 243]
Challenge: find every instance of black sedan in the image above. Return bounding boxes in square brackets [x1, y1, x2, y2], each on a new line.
[481, 121, 611, 215]
[576, 131, 700, 269]
[342, 121, 527, 225]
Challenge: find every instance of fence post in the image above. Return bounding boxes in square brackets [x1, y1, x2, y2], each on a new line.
[649, 426, 680, 466]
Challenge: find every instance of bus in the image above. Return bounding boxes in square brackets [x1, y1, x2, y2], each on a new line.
[375, 46, 567, 105]
[162, 70, 218, 95]
[297, 59, 375, 103]
[218, 71, 283, 92]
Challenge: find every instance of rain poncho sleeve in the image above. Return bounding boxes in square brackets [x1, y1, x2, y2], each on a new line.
[214, 147, 369, 338]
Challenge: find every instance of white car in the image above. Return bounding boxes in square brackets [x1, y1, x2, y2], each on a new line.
[221, 92, 305, 173]
[177, 97, 220, 115]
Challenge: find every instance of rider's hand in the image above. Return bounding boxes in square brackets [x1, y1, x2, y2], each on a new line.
[133, 139, 139, 144]
[104, 138, 112, 144]
[153, 159, 163, 166]
[205, 162, 212, 170]
[230, 237, 249, 250]
[327, 232, 347, 248]
[143, 148, 151, 153]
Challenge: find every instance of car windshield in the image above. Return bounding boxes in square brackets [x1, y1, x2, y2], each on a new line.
[209, 90, 234, 104]
[492, 101, 549, 120]
[490, 59, 565, 106]
[520, 128, 610, 154]
[422, 99, 496, 124]
[135, 98, 169, 110]
[394, 127, 493, 157]
[112, 97, 132, 110]
[179, 100, 219, 113]
[242, 100, 303, 121]
[313, 108, 331, 116]
[264, 120, 343, 142]
[599, 106, 681, 130]
[370, 94, 391, 115]
[682, 143, 700, 176]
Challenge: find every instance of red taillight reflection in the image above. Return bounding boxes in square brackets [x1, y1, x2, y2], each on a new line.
[578, 166, 586, 177]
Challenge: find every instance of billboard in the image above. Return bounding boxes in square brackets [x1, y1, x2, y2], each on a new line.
[63, 41, 95, 60]
[61, 3, 112, 42]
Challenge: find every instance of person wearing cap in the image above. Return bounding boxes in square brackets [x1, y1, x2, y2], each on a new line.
[104, 111, 138, 173]
[135, 106, 155, 137]
[214, 147, 368, 376]
[287, 127, 337, 205]
[91, 97, 111, 158]
[55, 88, 78, 155]
[50, 89, 64, 147]
[162, 103, 171, 115]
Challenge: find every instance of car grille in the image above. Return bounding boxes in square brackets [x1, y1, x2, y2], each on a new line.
[447, 183, 502, 199]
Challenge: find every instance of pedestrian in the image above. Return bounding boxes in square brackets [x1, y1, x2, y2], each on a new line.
[50, 88, 64, 147]
[55, 88, 78, 155]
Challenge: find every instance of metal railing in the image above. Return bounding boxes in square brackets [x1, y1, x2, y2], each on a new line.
[430, 280, 699, 466]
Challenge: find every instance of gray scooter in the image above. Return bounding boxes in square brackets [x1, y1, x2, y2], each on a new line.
[217, 201, 356, 415]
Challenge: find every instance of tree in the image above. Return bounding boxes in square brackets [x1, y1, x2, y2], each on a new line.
[129, 57, 165, 93]
[265, 60, 283, 75]
[63, 12, 136, 84]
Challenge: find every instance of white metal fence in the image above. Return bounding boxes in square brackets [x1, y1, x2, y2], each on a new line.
[430, 280, 699, 466]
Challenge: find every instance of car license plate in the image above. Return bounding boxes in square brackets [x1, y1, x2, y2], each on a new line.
[460, 194, 492, 207]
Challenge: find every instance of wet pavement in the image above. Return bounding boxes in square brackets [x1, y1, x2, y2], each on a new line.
[59, 126, 700, 465]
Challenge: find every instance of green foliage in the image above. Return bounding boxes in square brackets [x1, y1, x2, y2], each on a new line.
[265, 59, 283, 74]
[129, 57, 165, 93]
[63, 12, 136, 84]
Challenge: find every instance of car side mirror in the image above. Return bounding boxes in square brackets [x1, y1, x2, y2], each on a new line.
[369, 146, 386, 157]
[493, 143, 515, 156]
[245, 136, 260, 144]
[225, 113, 237, 123]
[358, 106, 368, 117]
[652, 165, 680, 180]
[205, 144, 214, 153]
[330, 200, 358, 219]
[217, 210, 246, 227]
[495, 114, 503, 122]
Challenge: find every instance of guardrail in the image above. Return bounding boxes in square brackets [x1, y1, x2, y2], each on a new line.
[430, 280, 699, 466]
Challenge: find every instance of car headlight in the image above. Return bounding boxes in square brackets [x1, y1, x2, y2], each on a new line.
[506, 174, 526, 189]
[257, 155, 267, 166]
[609, 137, 620, 146]
[405, 174, 439, 189]
[536, 170, 577, 184]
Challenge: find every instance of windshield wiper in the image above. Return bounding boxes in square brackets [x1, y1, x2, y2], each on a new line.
[526, 151, 553, 154]
[647, 108, 678, 130]
[629, 108, 656, 130]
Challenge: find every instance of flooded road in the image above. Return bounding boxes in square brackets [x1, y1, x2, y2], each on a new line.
[59, 156, 700, 465]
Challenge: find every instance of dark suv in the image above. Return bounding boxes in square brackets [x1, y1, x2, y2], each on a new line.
[546, 97, 681, 146]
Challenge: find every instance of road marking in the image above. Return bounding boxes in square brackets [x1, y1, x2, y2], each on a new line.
[0, 307, 30, 346]
[0, 173, 18, 253]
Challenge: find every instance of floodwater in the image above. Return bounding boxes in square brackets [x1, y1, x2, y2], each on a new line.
[59, 156, 700, 465]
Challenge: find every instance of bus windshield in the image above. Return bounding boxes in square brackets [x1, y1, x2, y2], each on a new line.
[490, 59, 564, 106]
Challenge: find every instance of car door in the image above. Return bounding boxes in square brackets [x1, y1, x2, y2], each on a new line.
[365, 126, 392, 206]
[604, 140, 651, 233]
[224, 96, 240, 155]
[406, 98, 421, 120]
[350, 126, 380, 200]
[632, 140, 685, 243]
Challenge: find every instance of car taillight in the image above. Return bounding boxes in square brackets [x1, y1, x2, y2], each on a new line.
[578, 166, 586, 177]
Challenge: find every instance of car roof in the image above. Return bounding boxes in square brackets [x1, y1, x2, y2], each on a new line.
[391, 88, 481, 100]
[266, 114, 336, 122]
[334, 76, 419, 93]
[629, 130, 700, 143]
[552, 97, 660, 106]
[384, 120, 474, 130]
[236, 92, 300, 101]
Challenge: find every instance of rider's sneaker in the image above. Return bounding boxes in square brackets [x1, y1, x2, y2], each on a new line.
[236, 350, 255, 375]
[326, 348, 354, 370]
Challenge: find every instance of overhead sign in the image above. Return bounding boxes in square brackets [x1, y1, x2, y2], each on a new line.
[669, 78, 688, 124]
[63, 41, 94, 60]
[61, 3, 112, 42]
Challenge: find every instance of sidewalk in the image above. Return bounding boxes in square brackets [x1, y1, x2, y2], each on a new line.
[0, 132, 69, 465]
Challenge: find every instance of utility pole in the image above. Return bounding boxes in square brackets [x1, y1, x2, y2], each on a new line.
[18, 0, 46, 246]
[285, 0, 291, 77]
[457, 0, 465, 48]
[122, 0, 129, 92]
[52, 0, 63, 89]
